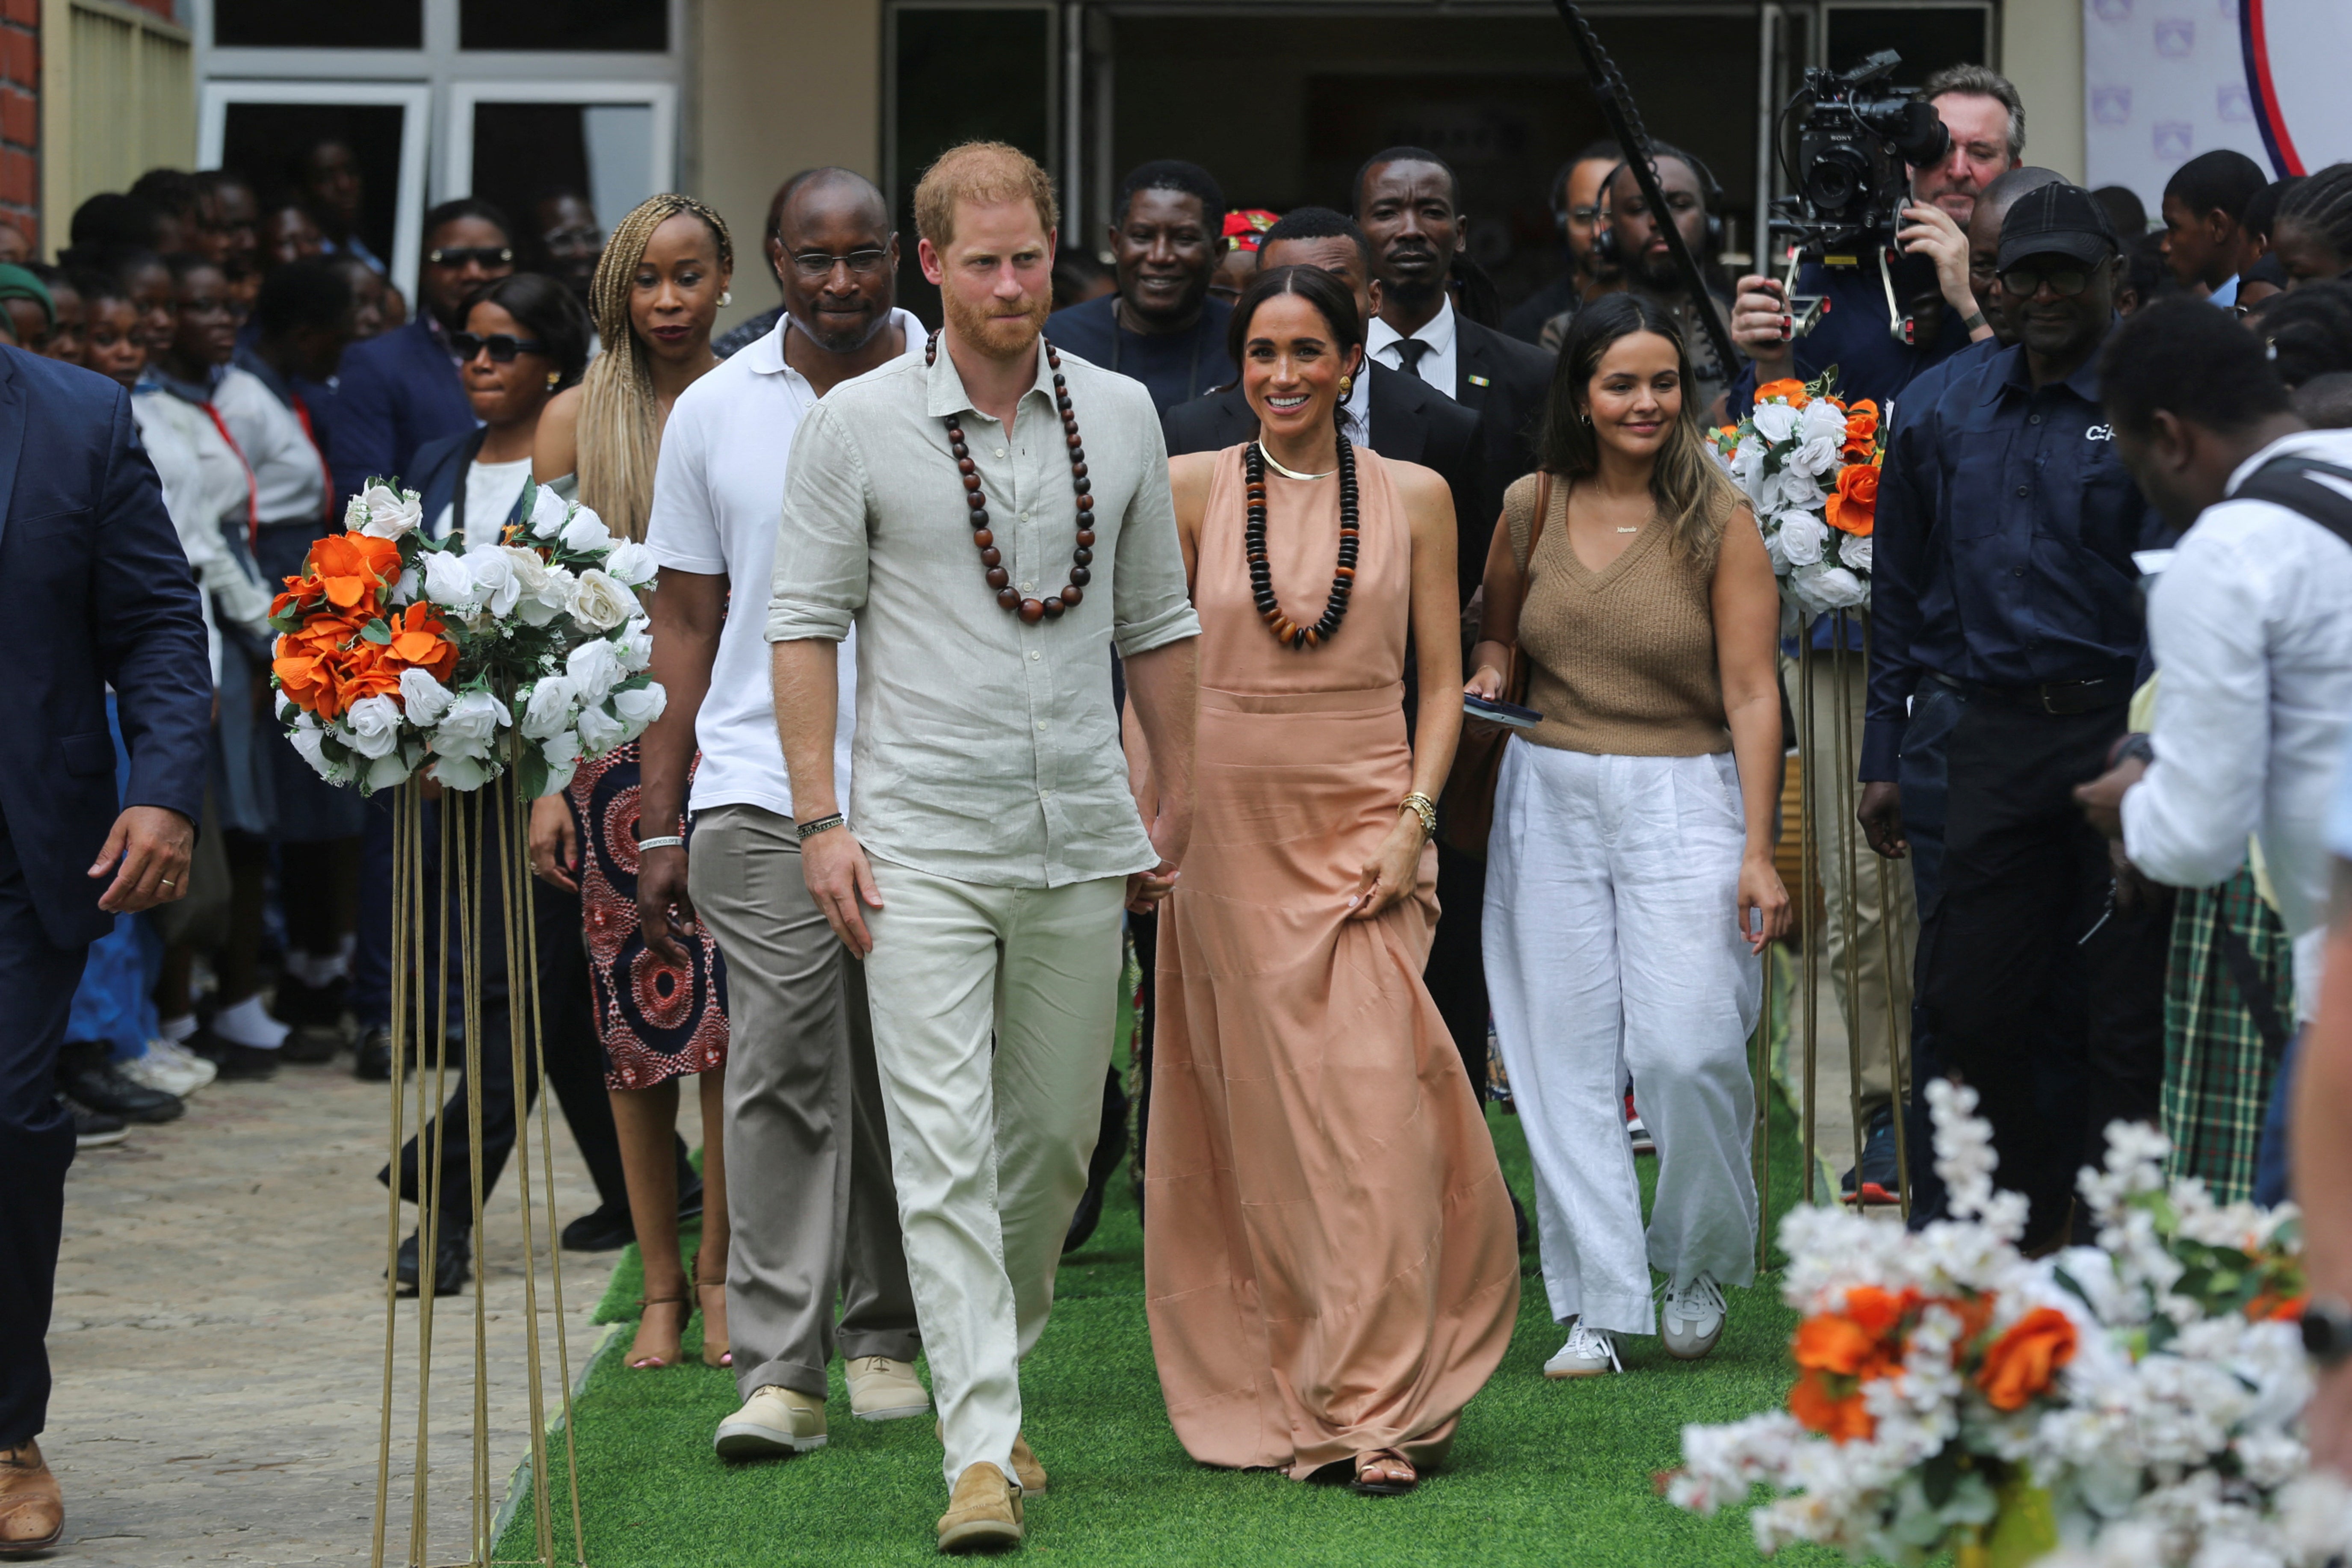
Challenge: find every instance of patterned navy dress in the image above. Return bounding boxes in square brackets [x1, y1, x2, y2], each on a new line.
[566, 742, 729, 1090]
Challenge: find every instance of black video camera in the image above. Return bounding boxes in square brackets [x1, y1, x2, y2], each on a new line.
[1768, 50, 1954, 341]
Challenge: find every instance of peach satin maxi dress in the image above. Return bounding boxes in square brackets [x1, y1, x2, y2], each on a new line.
[1144, 441, 1520, 1479]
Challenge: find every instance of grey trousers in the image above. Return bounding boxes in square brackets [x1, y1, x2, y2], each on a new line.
[689, 805, 920, 1401]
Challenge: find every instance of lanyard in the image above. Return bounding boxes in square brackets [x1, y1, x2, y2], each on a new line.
[200, 402, 261, 551]
[290, 395, 337, 526]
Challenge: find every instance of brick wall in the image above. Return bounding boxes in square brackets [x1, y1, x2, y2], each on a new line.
[0, 0, 33, 251]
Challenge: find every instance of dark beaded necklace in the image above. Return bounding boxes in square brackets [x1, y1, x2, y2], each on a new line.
[928, 330, 1093, 624]
[1244, 435, 1358, 650]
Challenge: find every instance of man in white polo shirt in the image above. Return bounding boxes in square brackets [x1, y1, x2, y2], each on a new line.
[637, 168, 928, 1459]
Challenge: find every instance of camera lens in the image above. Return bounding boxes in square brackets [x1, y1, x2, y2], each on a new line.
[1805, 145, 1871, 212]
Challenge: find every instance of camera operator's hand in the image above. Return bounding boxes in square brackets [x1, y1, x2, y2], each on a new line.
[1897, 203, 1976, 324]
[1731, 274, 1797, 384]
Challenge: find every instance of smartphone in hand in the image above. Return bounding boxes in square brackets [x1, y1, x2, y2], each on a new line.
[1463, 694, 1542, 729]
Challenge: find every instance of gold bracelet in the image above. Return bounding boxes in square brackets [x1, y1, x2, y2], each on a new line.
[1401, 792, 1438, 842]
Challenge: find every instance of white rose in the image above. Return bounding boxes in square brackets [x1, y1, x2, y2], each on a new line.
[567, 637, 626, 703]
[399, 666, 455, 728]
[429, 752, 499, 791]
[1790, 562, 1867, 615]
[362, 751, 414, 793]
[464, 543, 523, 618]
[388, 566, 421, 606]
[423, 549, 479, 609]
[609, 682, 667, 739]
[1791, 433, 1844, 477]
[520, 675, 579, 742]
[1778, 511, 1828, 568]
[560, 510, 615, 556]
[289, 720, 352, 785]
[1837, 533, 1873, 575]
[1762, 462, 1825, 514]
[1799, 398, 1849, 446]
[575, 702, 626, 757]
[539, 732, 581, 797]
[1751, 402, 1800, 445]
[502, 545, 567, 625]
[432, 688, 511, 759]
[567, 569, 640, 633]
[603, 540, 658, 587]
[355, 482, 423, 540]
[617, 621, 653, 672]
[274, 690, 295, 721]
[343, 693, 404, 759]
[527, 483, 570, 539]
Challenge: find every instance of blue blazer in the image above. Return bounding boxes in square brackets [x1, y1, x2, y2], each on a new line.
[327, 318, 475, 508]
[0, 348, 211, 948]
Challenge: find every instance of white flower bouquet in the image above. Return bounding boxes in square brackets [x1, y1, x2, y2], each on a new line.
[1710, 371, 1883, 619]
[269, 480, 665, 797]
[1667, 1081, 2348, 1566]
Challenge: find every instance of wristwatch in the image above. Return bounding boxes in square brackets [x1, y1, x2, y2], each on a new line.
[2304, 1296, 2352, 1367]
[1959, 309, 1989, 335]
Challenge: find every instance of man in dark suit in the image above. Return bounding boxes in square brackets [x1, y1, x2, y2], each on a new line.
[1163, 207, 1482, 535]
[0, 345, 210, 1555]
[326, 198, 516, 503]
[1355, 145, 1557, 594]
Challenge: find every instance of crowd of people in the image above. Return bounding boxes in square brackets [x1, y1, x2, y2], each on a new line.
[10, 63, 2352, 1560]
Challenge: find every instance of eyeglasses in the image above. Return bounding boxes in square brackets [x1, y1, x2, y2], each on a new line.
[452, 332, 547, 362]
[788, 248, 889, 280]
[428, 246, 514, 269]
[1998, 263, 2098, 298]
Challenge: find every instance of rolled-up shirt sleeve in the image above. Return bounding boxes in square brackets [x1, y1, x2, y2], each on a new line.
[2121, 533, 2269, 889]
[766, 398, 870, 645]
[1107, 400, 1201, 659]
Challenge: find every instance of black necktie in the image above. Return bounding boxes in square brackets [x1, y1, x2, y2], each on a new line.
[1392, 337, 1433, 384]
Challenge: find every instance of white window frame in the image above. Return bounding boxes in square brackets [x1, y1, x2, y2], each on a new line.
[196, 78, 434, 302]
[439, 78, 679, 218]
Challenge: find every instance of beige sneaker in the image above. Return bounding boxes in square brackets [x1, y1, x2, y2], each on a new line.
[712, 1385, 827, 1460]
[847, 1355, 932, 1421]
[935, 1420, 1047, 1494]
[936, 1461, 1022, 1554]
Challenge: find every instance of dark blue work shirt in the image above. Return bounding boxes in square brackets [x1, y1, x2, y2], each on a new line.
[1043, 292, 1235, 418]
[1860, 334, 2162, 779]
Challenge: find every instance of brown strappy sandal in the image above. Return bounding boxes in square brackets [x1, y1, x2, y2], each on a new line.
[627, 1295, 688, 1370]
[1351, 1449, 1418, 1496]
[692, 1261, 731, 1369]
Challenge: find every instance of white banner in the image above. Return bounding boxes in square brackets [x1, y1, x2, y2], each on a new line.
[2082, 0, 2272, 219]
[2243, 0, 2352, 176]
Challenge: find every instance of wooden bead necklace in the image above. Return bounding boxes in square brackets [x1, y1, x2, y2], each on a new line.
[1244, 434, 1358, 650]
[928, 330, 1093, 624]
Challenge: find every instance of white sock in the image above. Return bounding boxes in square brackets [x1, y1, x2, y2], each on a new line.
[287, 948, 349, 988]
[158, 1013, 197, 1045]
[213, 994, 289, 1050]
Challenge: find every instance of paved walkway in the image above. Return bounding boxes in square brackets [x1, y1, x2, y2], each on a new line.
[43, 1054, 634, 1567]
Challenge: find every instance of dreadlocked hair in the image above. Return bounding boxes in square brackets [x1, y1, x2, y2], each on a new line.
[576, 193, 734, 542]
[2277, 163, 2352, 273]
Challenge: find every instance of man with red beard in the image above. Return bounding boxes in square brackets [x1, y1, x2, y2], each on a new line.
[764, 140, 1199, 1553]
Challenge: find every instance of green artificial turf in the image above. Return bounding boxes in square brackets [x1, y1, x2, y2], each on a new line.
[498, 974, 1841, 1567]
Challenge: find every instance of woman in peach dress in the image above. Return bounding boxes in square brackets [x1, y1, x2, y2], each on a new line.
[1144, 265, 1520, 1495]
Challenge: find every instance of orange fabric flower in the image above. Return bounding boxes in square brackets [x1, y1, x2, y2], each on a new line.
[306, 533, 403, 613]
[1794, 1314, 1883, 1378]
[383, 602, 457, 682]
[1843, 399, 1880, 449]
[1975, 1307, 2077, 1411]
[2248, 1291, 2308, 1323]
[1789, 1367, 1876, 1442]
[1754, 378, 1810, 409]
[1827, 464, 1879, 536]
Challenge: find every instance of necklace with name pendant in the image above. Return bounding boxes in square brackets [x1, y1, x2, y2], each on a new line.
[928, 329, 1094, 624]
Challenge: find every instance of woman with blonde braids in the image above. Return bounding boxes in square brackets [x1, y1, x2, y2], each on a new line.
[529, 194, 737, 1371]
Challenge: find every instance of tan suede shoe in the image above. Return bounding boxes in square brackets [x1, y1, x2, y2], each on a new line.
[936, 1461, 1022, 1554]
[712, 1385, 827, 1460]
[846, 1355, 931, 1421]
[0, 1441, 63, 1559]
[934, 1420, 1047, 1494]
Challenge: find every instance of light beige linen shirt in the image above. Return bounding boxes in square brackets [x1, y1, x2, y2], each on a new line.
[765, 335, 1200, 889]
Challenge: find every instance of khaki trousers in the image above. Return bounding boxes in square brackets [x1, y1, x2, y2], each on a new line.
[689, 806, 919, 1402]
[859, 859, 1126, 1490]
[1787, 652, 1918, 1120]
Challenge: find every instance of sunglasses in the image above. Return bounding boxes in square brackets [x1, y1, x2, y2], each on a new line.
[1998, 262, 2101, 299]
[789, 248, 890, 279]
[428, 245, 514, 269]
[452, 332, 547, 362]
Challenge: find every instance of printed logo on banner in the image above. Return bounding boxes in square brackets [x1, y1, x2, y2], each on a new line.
[2219, 83, 2253, 123]
[2093, 86, 2134, 126]
[2154, 122, 2195, 160]
[2092, 0, 2132, 20]
[2154, 16, 2195, 54]
[2214, 0, 2236, 18]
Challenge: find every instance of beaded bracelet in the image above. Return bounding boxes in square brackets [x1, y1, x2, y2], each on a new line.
[795, 813, 847, 842]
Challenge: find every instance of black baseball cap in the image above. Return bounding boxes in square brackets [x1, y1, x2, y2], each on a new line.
[1997, 182, 2121, 272]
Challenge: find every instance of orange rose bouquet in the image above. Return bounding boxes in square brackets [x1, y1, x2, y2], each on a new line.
[1711, 368, 1886, 619]
[1669, 1082, 2337, 1566]
[272, 479, 664, 795]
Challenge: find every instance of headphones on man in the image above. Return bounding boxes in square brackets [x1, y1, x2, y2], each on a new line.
[1593, 146, 1725, 266]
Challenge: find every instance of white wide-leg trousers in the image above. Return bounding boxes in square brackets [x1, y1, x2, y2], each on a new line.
[1484, 740, 1760, 1338]
[858, 858, 1126, 1490]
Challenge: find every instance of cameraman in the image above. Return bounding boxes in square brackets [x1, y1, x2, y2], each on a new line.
[1727, 64, 2019, 418]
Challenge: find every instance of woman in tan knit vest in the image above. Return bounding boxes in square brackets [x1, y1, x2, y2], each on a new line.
[1465, 292, 1789, 1379]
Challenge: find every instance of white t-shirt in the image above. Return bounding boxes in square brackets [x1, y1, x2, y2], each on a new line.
[431, 454, 532, 541]
[645, 307, 922, 820]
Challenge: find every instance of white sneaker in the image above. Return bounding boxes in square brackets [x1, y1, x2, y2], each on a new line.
[1661, 1273, 1727, 1361]
[1543, 1321, 1622, 1378]
[121, 1038, 217, 1098]
[713, 1385, 827, 1459]
[845, 1355, 931, 1421]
